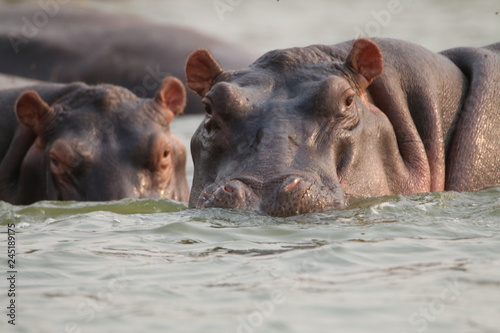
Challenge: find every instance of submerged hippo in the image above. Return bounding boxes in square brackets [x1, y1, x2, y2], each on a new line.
[0, 77, 189, 205]
[185, 38, 500, 216]
[0, 5, 257, 114]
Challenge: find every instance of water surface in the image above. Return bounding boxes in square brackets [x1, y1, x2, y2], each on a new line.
[1, 188, 499, 332]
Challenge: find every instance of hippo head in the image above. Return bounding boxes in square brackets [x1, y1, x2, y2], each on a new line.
[13, 77, 189, 203]
[186, 39, 408, 216]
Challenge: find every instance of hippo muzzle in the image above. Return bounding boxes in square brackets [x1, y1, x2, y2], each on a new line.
[194, 173, 346, 217]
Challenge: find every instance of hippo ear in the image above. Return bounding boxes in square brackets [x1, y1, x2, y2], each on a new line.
[346, 39, 383, 89]
[185, 49, 223, 96]
[15, 90, 53, 134]
[155, 76, 187, 122]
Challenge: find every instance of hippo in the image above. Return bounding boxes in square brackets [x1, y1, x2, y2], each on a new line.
[185, 38, 500, 216]
[0, 4, 257, 114]
[0, 77, 189, 205]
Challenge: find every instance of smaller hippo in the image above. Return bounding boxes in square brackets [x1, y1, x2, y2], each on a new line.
[0, 77, 189, 205]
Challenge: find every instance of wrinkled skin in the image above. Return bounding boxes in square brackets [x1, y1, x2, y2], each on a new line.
[185, 38, 500, 216]
[0, 77, 189, 205]
[0, 5, 257, 114]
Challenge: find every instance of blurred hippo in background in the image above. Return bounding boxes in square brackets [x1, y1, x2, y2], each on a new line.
[185, 38, 500, 216]
[0, 77, 189, 205]
[0, 4, 258, 114]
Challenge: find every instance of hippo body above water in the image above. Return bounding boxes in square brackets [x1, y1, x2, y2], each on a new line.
[0, 5, 257, 114]
[186, 38, 500, 216]
[0, 78, 189, 205]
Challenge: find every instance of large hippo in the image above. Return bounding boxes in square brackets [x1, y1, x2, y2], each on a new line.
[0, 4, 257, 114]
[0, 77, 189, 205]
[185, 38, 500, 216]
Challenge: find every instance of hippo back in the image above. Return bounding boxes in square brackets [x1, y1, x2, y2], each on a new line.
[440, 42, 500, 191]
[0, 5, 258, 114]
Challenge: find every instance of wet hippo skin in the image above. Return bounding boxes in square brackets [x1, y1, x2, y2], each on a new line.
[185, 38, 500, 216]
[0, 5, 257, 114]
[0, 77, 189, 205]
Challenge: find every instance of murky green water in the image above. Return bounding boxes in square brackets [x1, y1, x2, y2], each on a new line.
[1, 0, 500, 332]
[1, 189, 499, 333]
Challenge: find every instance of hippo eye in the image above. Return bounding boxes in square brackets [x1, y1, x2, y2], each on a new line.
[204, 104, 212, 115]
[202, 97, 213, 115]
[50, 158, 60, 168]
[49, 156, 68, 176]
[345, 95, 354, 107]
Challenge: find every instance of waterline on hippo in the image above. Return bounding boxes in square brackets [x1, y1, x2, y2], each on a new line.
[185, 38, 500, 217]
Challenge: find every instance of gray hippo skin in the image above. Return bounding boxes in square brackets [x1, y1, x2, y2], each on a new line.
[0, 77, 189, 205]
[0, 5, 257, 114]
[185, 38, 500, 216]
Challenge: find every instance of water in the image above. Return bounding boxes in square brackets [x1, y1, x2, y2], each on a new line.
[1, 189, 499, 333]
[1, 0, 500, 332]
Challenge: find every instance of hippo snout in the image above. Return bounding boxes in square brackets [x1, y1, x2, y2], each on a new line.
[195, 179, 260, 211]
[261, 175, 347, 217]
[195, 175, 346, 217]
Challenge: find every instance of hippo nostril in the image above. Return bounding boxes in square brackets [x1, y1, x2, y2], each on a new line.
[198, 179, 259, 210]
[260, 175, 347, 216]
[282, 177, 301, 192]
